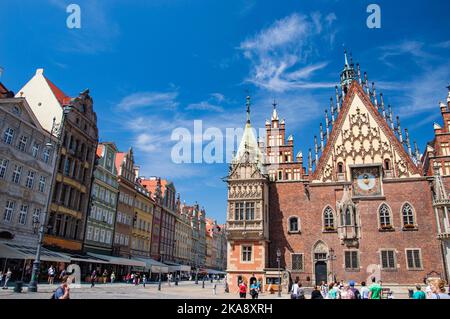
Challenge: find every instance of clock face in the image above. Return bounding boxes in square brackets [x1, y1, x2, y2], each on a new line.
[352, 167, 382, 197]
[357, 172, 376, 191]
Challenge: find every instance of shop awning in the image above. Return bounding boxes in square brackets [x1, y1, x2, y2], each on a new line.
[66, 253, 110, 265]
[87, 253, 146, 267]
[134, 257, 169, 273]
[0, 242, 71, 263]
[164, 261, 191, 272]
[205, 268, 227, 275]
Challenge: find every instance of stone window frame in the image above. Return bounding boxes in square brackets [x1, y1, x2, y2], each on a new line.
[405, 248, 423, 271]
[290, 252, 304, 272]
[343, 249, 360, 272]
[379, 249, 398, 271]
[377, 202, 395, 232]
[287, 216, 301, 234]
[400, 202, 418, 231]
[240, 244, 253, 263]
[322, 206, 337, 232]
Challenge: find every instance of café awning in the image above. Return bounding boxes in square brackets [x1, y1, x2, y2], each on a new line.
[66, 253, 110, 265]
[87, 253, 146, 267]
[164, 261, 191, 272]
[134, 257, 169, 273]
[0, 242, 71, 263]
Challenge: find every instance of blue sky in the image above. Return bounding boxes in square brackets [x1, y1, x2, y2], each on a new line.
[1, 0, 450, 223]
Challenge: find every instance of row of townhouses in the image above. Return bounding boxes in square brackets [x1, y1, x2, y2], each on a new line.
[0, 69, 226, 283]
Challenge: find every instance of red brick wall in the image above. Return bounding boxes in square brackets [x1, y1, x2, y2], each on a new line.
[268, 179, 444, 285]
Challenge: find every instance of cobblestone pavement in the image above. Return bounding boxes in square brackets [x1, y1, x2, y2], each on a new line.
[0, 281, 411, 299]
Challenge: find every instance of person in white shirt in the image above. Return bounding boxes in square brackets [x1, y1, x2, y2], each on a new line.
[360, 281, 370, 299]
[291, 279, 300, 299]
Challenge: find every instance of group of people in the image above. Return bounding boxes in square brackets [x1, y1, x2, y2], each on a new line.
[47, 265, 68, 285]
[89, 269, 117, 287]
[238, 279, 262, 299]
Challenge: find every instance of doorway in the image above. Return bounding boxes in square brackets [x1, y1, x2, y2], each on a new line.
[315, 261, 327, 285]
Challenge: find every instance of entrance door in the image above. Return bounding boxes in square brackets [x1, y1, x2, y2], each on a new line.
[315, 261, 327, 285]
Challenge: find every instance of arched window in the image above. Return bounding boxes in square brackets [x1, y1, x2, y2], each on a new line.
[384, 159, 391, 171]
[324, 207, 335, 230]
[379, 204, 392, 229]
[289, 217, 299, 233]
[345, 208, 352, 226]
[337, 162, 344, 174]
[402, 203, 415, 228]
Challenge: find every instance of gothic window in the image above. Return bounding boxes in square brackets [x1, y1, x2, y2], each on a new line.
[380, 250, 396, 270]
[288, 217, 299, 233]
[324, 207, 335, 230]
[379, 204, 392, 229]
[344, 208, 352, 226]
[401, 203, 415, 228]
[337, 162, 344, 174]
[291, 254, 303, 271]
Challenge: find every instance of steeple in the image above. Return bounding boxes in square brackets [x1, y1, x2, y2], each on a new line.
[271, 100, 279, 121]
[246, 95, 251, 125]
[340, 49, 356, 95]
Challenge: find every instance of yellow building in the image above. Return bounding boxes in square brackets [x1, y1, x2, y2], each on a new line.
[174, 200, 193, 267]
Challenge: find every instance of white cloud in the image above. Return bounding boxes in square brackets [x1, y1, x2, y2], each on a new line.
[239, 12, 338, 92]
[117, 91, 179, 110]
[186, 101, 224, 112]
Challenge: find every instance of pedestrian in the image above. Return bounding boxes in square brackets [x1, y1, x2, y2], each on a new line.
[368, 277, 382, 299]
[168, 273, 172, 287]
[327, 283, 336, 299]
[48, 265, 55, 285]
[339, 280, 344, 290]
[51, 275, 70, 300]
[142, 274, 147, 287]
[297, 282, 305, 299]
[239, 280, 247, 299]
[213, 283, 217, 295]
[110, 272, 116, 284]
[291, 279, 300, 299]
[430, 279, 450, 299]
[349, 281, 360, 299]
[2, 268, 12, 289]
[102, 269, 108, 284]
[360, 281, 369, 299]
[130, 273, 135, 285]
[311, 285, 323, 299]
[90, 270, 97, 288]
[341, 285, 355, 299]
[320, 281, 328, 298]
[59, 269, 66, 282]
[256, 279, 261, 295]
[412, 284, 426, 299]
[250, 281, 259, 299]
[0, 271, 3, 287]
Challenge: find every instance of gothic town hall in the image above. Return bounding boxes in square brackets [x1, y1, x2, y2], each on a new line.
[225, 52, 450, 292]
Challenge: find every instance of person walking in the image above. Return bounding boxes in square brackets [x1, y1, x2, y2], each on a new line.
[0, 271, 3, 287]
[51, 275, 70, 300]
[110, 272, 116, 284]
[349, 281, 360, 299]
[368, 277, 382, 299]
[320, 281, 328, 299]
[291, 279, 300, 299]
[360, 281, 369, 299]
[239, 280, 247, 299]
[250, 281, 259, 299]
[102, 269, 108, 284]
[142, 274, 147, 288]
[90, 270, 97, 288]
[430, 279, 450, 299]
[311, 285, 324, 299]
[2, 269, 12, 289]
[48, 265, 55, 285]
[341, 285, 355, 299]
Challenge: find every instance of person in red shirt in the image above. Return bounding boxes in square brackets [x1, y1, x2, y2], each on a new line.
[239, 280, 247, 298]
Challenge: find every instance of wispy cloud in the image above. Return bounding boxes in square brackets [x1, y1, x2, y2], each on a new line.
[117, 91, 179, 111]
[186, 101, 224, 112]
[239, 12, 338, 92]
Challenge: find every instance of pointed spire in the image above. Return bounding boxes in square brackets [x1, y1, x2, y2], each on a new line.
[314, 136, 319, 164]
[405, 129, 412, 157]
[344, 49, 349, 66]
[246, 95, 251, 124]
[308, 148, 313, 174]
[388, 105, 394, 130]
[414, 141, 420, 161]
[364, 72, 370, 95]
[325, 110, 330, 139]
[330, 98, 335, 124]
[372, 82, 378, 108]
[319, 123, 324, 150]
[396, 116, 403, 143]
[380, 93, 386, 119]
[357, 63, 362, 85]
[271, 100, 279, 121]
[335, 86, 341, 113]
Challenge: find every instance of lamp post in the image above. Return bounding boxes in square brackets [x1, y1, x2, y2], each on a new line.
[328, 248, 336, 283]
[158, 250, 164, 291]
[276, 248, 281, 297]
[28, 105, 72, 293]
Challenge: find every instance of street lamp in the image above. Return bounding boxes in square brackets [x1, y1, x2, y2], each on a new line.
[28, 105, 72, 293]
[328, 248, 336, 283]
[158, 250, 164, 291]
[276, 248, 281, 297]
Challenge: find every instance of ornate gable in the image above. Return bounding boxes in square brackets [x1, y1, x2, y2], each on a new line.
[313, 82, 421, 182]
